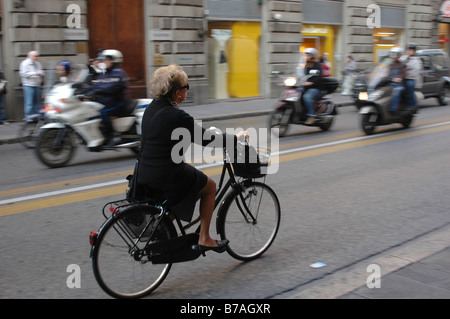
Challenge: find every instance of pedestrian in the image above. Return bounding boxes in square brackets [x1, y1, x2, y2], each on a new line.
[20, 51, 44, 116]
[0, 68, 8, 125]
[341, 56, 357, 95]
[321, 52, 332, 76]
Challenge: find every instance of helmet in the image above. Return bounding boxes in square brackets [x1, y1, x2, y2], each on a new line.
[58, 60, 71, 73]
[303, 48, 319, 60]
[389, 47, 404, 58]
[98, 49, 123, 63]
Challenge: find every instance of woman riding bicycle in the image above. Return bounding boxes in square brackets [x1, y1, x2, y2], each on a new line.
[138, 64, 246, 255]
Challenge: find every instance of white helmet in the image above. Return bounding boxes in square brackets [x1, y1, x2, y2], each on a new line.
[389, 47, 404, 58]
[303, 48, 319, 60]
[98, 49, 123, 63]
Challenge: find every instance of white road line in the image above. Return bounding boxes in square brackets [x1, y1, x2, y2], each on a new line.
[2, 120, 449, 206]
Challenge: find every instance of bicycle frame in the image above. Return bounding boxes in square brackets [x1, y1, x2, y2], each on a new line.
[94, 148, 260, 262]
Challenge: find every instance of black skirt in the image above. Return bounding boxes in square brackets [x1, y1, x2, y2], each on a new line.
[168, 165, 208, 222]
[138, 162, 208, 222]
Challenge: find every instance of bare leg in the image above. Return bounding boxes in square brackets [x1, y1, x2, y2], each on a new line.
[198, 177, 218, 247]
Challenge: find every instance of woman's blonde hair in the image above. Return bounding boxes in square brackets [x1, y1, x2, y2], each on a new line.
[149, 64, 188, 99]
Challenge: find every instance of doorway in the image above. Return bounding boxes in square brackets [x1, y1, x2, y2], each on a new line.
[87, 0, 147, 98]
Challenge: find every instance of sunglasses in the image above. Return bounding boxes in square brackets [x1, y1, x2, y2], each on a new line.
[179, 83, 190, 90]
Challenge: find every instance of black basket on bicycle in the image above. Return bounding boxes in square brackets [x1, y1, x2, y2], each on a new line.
[232, 142, 270, 178]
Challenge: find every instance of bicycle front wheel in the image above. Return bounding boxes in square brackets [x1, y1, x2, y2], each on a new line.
[92, 204, 176, 299]
[217, 181, 281, 261]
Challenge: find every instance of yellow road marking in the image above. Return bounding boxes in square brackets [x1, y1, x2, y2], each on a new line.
[0, 167, 222, 217]
[1, 122, 449, 217]
[0, 170, 131, 198]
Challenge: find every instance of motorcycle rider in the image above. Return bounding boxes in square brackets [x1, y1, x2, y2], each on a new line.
[388, 47, 406, 114]
[81, 49, 129, 146]
[401, 43, 423, 110]
[295, 48, 323, 125]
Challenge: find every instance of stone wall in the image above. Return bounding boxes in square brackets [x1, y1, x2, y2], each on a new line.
[2, 0, 88, 119]
[146, 0, 208, 105]
[263, 0, 303, 98]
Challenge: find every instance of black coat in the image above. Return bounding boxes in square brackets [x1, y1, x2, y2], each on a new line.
[137, 98, 235, 221]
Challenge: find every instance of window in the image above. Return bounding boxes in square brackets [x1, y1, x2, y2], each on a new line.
[432, 54, 449, 70]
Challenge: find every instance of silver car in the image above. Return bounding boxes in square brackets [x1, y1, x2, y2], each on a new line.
[416, 49, 450, 105]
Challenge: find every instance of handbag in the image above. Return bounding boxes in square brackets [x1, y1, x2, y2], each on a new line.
[126, 106, 162, 201]
[232, 142, 265, 178]
[126, 159, 141, 201]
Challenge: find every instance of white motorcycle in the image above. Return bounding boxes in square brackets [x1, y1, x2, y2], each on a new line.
[35, 65, 152, 168]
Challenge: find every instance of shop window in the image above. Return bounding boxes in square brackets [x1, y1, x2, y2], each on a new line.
[301, 24, 338, 76]
[373, 28, 403, 63]
[208, 21, 261, 99]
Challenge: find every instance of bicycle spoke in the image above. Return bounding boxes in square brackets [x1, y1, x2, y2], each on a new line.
[92, 205, 175, 298]
[218, 181, 280, 261]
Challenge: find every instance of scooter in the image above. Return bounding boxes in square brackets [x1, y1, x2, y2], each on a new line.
[35, 64, 152, 168]
[268, 68, 339, 137]
[358, 61, 422, 135]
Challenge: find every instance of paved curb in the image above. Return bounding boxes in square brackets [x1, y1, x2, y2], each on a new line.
[274, 224, 450, 299]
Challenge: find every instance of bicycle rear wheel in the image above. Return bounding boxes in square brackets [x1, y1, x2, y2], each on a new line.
[217, 181, 281, 261]
[18, 121, 41, 149]
[92, 204, 176, 299]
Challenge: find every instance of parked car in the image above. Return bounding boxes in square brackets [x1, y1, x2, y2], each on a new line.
[354, 49, 450, 108]
[416, 49, 450, 105]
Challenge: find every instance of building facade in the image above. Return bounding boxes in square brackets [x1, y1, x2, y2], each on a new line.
[0, 0, 447, 120]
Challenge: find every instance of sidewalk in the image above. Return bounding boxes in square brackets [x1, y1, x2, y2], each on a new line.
[278, 224, 450, 299]
[2, 93, 449, 299]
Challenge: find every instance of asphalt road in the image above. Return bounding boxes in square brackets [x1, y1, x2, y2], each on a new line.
[1, 102, 449, 300]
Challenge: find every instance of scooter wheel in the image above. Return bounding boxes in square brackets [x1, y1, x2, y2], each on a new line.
[268, 109, 289, 137]
[361, 113, 377, 135]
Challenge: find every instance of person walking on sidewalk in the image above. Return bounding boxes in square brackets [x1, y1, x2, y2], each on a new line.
[0, 68, 8, 125]
[341, 55, 357, 95]
[20, 51, 44, 116]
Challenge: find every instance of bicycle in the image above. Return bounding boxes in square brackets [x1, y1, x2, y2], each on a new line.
[89, 144, 281, 299]
[18, 111, 49, 149]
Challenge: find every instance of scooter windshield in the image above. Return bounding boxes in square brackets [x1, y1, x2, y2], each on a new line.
[366, 58, 391, 91]
[296, 54, 306, 77]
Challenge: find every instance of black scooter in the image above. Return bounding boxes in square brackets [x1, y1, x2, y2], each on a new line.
[268, 70, 339, 137]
